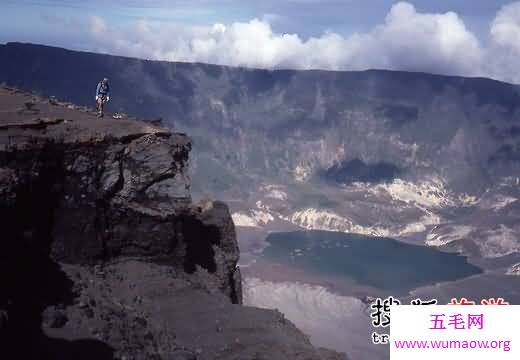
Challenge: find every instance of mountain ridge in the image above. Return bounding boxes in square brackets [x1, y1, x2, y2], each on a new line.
[4, 41, 520, 86]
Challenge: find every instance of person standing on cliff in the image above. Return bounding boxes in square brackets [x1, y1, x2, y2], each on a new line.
[95, 78, 110, 118]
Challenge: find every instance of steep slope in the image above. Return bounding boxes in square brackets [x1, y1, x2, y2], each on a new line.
[0, 86, 347, 360]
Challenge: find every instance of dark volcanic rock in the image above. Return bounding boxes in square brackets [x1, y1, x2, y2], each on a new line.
[0, 309, 7, 329]
[0, 86, 238, 300]
[321, 158, 402, 184]
[167, 350, 197, 360]
[0, 87, 347, 360]
[42, 305, 68, 328]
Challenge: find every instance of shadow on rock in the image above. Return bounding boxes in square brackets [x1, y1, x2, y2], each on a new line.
[1, 256, 114, 360]
[0, 146, 114, 360]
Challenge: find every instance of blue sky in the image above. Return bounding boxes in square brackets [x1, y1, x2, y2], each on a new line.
[1, 0, 511, 42]
[2, 1, 520, 83]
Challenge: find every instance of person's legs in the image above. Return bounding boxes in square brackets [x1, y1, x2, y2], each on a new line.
[97, 97, 104, 117]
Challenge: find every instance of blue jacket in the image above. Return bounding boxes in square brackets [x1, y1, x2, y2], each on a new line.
[96, 82, 110, 97]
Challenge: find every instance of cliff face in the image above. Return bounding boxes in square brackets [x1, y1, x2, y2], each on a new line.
[0, 87, 345, 360]
[0, 84, 240, 300]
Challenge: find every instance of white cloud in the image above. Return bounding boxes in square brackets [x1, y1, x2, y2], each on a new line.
[491, 2, 520, 50]
[487, 2, 520, 83]
[87, 1, 520, 84]
[369, 2, 482, 75]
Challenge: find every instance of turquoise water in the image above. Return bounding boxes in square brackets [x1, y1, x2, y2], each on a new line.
[262, 231, 482, 291]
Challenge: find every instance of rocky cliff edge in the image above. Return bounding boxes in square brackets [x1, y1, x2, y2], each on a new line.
[0, 86, 347, 360]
